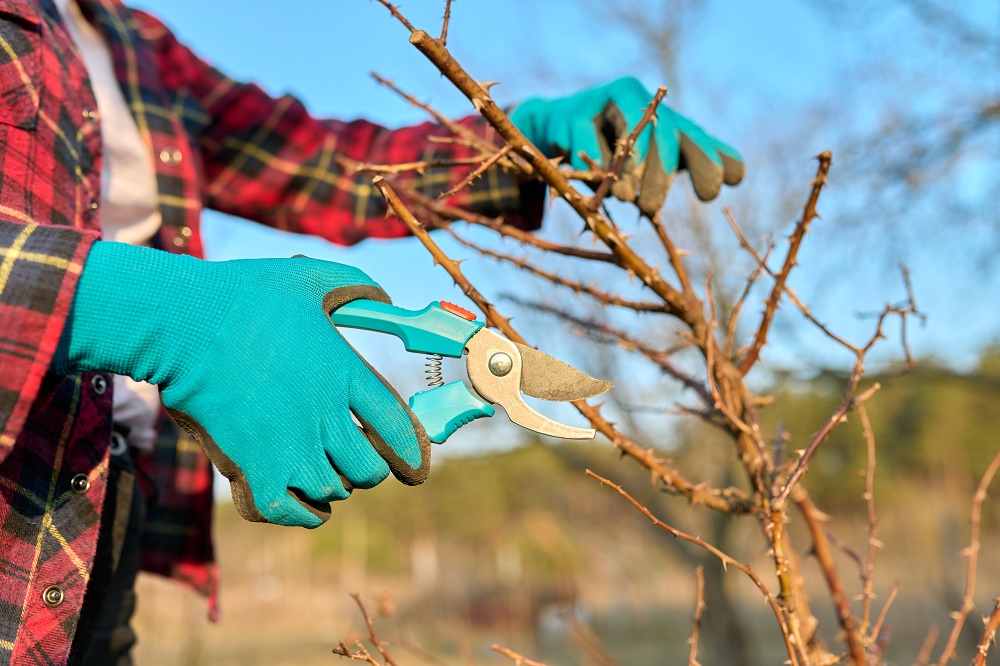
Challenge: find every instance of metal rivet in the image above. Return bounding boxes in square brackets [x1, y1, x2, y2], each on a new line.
[178, 225, 193, 238]
[110, 431, 128, 457]
[172, 235, 188, 247]
[159, 146, 183, 166]
[82, 107, 96, 121]
[89, 200, 98, 211]
[70, 473, 90, 493]
[91, 374, 107, 395]
[488, 352, 513, 377]
[42, 586, 64, 607]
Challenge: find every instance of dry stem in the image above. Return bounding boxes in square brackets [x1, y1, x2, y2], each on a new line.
[491, 644, 549, 666]
[739, 151, 832, 374]
[689, 565, 706, 666]
[586, 469, 799, 666]
[935, 448, 1000, 665]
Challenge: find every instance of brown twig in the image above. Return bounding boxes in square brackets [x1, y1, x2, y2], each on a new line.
[445, 230, 667, 312]
[588, 86, 668, 208]
[726, 240, 775, 358]
[373, 0, 416, 33]
[333, 642, 382, 665]
[935, 448, 1000, 666]
[438, 145, 512, 200]
[491, 644, 549, 666]
[348, 594, 399, 666]
[859, 404, 882, 633]
[971, 597, 1000, 666]
[400, 185, 619, 263]
[440, 0, 453, 45]
[914, 626, 940, 666]
[738, 151, 833, 374]
[776, 382, 881, 505]
[587, 470, 799, 666]
[689, 565, 706, 666]
[336, 154, 497, 175]
[793, 489, 866, 665]
[370, 72, 511, 165]
[871, 580, 900, 646]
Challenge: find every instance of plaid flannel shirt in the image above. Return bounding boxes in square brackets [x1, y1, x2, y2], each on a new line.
[0, 1, 543, 663]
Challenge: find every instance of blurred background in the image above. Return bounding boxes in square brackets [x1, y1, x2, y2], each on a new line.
[126, 0, 999, 663]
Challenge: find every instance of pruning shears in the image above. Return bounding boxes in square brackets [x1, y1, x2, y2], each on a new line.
[331, 300, 613, 443]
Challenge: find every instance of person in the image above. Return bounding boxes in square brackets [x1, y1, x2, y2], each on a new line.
[0, 0, 744, 663]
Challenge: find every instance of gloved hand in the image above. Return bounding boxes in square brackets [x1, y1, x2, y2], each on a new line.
[510, 76, 744, 215]
[53, 242, 430, 528]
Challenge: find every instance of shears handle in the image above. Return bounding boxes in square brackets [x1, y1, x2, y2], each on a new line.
[330, 300, 493, 443]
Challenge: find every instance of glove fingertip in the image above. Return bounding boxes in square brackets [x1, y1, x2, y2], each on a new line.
[721, 152, 746, 186]
[678, 134, 725, 202]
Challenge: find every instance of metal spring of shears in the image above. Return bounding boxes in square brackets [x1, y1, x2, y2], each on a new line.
[425, 354, 444, 387]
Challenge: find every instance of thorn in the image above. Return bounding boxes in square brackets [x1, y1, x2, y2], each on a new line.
[471, 97, 485, 113]
[477, 81, 500, 94]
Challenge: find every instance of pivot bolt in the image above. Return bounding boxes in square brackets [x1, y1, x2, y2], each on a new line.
[488, 352, 513, 377]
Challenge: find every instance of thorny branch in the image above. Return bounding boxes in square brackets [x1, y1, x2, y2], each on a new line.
[362, 4, 965, 665]
[934, 448, 1000, 666]
[332, 594, 399, 666]
[738, 151, 832, 375]
[373, 175, 750, 514]
[587, 470, 799, 666]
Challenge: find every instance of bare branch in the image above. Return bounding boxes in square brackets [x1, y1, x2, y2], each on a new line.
[971, 597, 1000, 666]
[689, 565, 706, 666]
[350, 594, 398, 666]
[440, 0, 453, 45]
[445, 229, 667, 312]
[373, 0, 416, 33]
[793, 489, 866, 665]
[935, 448, 1000, 666]
[401, 185, 619, 263]
[438, 145, 512, 200]
[739, 151, 833, 374]
[776, 382, 881, 505]
[586, 470, 799, 666]
[859, 404, 881, 632]
[871, 580, 900, 647]
[491, 644, 549, 666]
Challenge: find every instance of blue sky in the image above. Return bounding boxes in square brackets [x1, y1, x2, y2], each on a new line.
[130, 0, 999, 452]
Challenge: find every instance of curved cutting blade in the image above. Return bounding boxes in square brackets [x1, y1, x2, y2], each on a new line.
[514, 343, 614, 402]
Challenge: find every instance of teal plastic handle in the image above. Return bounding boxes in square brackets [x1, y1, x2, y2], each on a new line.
[331, 300, 483, 357]
[409, 381, 495, 443]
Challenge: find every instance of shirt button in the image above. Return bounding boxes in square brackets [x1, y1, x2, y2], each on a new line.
[159, 146, 183, 166]
[81, 107, 96, 121]
[91, 374, 107, 395]
[172, 226, 193, 247]
[42, 586, 64, 607]
[70, 473, 91, 493]
[89, 200, 99, 211]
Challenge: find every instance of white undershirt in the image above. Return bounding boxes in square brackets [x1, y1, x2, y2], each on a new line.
[56, 0, 163, 452]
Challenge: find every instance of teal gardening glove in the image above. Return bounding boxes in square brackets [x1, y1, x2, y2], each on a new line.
[510, 76, 745, 215]
[54, 242, 431, 528]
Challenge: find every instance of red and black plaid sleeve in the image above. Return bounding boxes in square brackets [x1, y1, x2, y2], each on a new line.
[131, 10, 544, 246]
[0, 220, 96, 457]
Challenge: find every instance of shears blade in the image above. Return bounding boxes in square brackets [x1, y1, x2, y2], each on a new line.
[514, 342, 613, 402]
